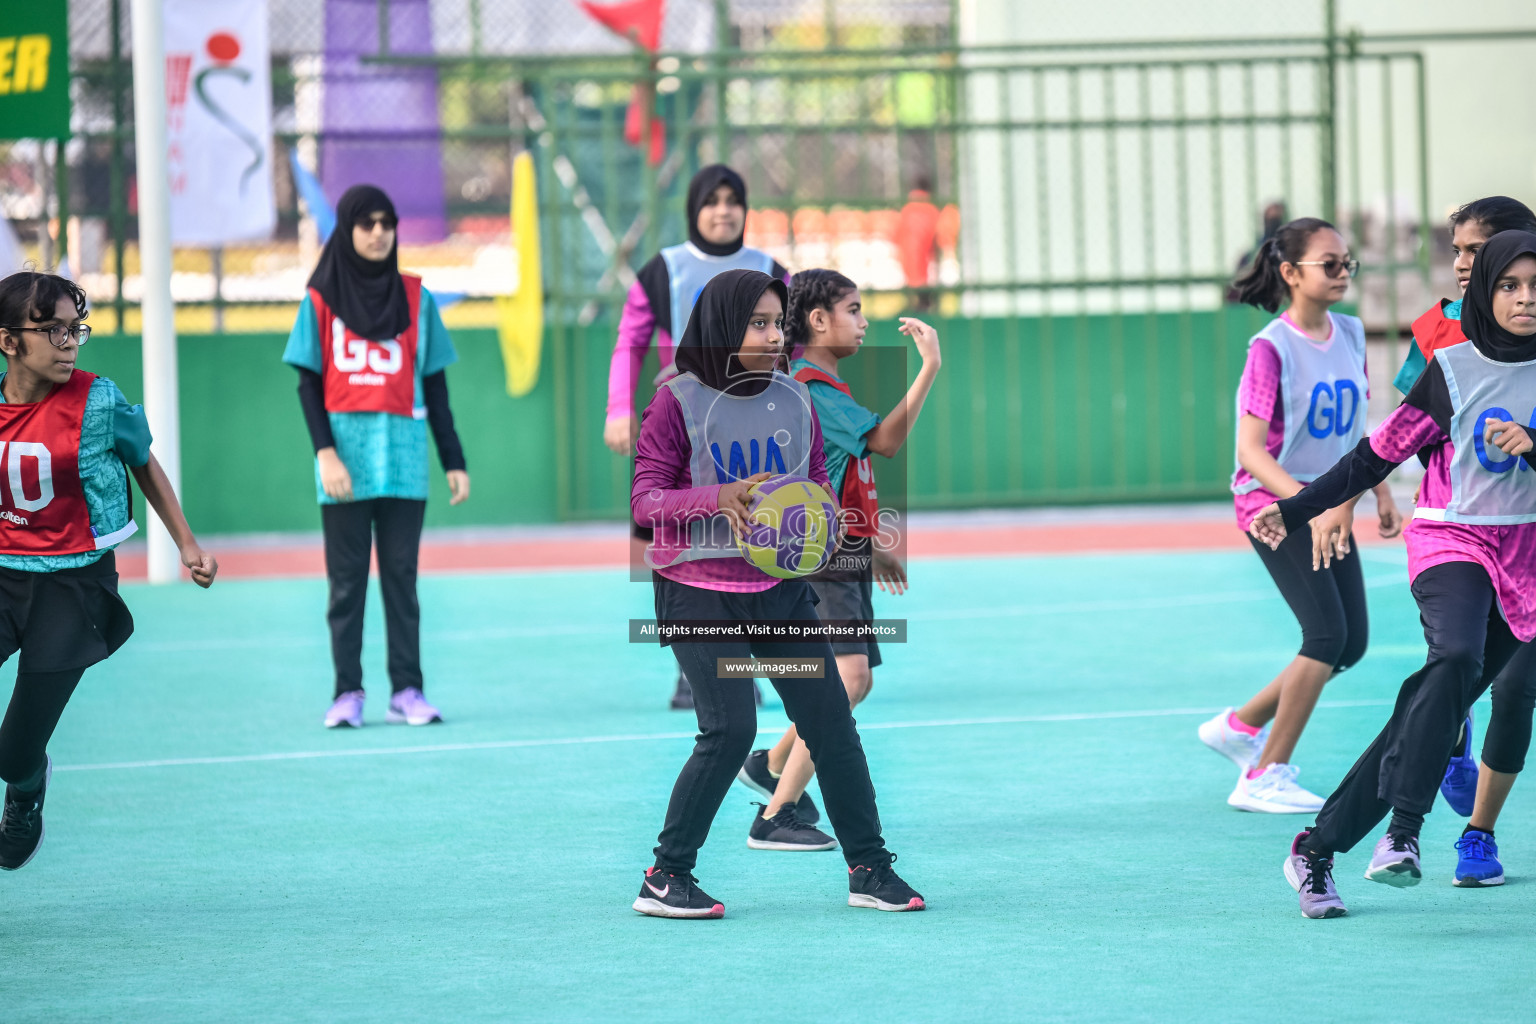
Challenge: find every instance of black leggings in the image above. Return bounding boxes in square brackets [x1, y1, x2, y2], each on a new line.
[1306, 561, 1524, 855]
[0, 668, 86, 792]
[652, 575, 888, 874]
[1481, 635, 1536, 774]
[322, 498, 427, 697]
[1248, 530, 1369, 671]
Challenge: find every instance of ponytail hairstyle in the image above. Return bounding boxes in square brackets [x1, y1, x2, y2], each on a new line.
[1449, 195, 1536, 238]
[0, 272, 88, 356]
[1229, 216, 1337, 313]
[784, 268, 858, 350]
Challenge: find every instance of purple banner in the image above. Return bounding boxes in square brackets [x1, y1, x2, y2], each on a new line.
[321, 0, 447, 243]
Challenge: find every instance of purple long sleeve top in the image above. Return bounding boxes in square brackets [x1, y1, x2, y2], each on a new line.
[631, 384, 831, 593]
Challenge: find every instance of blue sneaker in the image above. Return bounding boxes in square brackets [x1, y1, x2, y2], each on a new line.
[1440, 714, 1478, 816]
[1453, 829, 1505, 888]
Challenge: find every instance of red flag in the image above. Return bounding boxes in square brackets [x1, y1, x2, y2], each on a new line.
[623, 85, 667, 165]
[578, 0, 665, 52]
[580, 0, 668, 165]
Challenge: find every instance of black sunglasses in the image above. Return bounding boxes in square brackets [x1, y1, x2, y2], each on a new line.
[354, 214, 399, 232]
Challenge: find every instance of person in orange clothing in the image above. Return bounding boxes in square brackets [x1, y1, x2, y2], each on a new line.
[897, 178, 941, 310]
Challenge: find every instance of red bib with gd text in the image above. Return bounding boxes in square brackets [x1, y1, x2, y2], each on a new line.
[315, 274, 422, 418]
[0, 369, 101, 556]
[793, 365, 880, 537]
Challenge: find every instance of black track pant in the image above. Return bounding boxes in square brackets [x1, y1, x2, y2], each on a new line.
[1481, 639, 1536, 774]
[0, 669, 86, 792]
[322, 498, 426, 698]
[1306, 562, 1526, 855]
[1248, 531, 1369, 671]
[652, 575, 888, 873]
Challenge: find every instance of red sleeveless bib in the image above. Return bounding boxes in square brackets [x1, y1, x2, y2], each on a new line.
[314, 274, 422, 418]
[793, 365, 880, 537]
[1412, 300, 1468, 362]
[0, 369, 103, 556]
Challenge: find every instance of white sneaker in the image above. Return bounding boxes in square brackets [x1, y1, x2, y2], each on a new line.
[1227, 763, 1327, 813]
[1198, 708, 1269, 769]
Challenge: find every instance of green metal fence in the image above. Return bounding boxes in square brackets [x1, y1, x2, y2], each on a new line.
[493, 36, 1429, 517]
[5, 3, 1452, 525]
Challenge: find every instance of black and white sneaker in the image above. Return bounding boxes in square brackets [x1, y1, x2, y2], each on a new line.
[848, 854, 925, 912]
[0, 755, 50, 871]
[736, 749, 821, 824]
[747, 802, 837, 851]
[632, 866, 725, 919]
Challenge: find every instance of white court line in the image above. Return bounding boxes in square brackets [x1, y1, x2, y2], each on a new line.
[54, 698, 1398, 774]
[125, 573, 1414, 653]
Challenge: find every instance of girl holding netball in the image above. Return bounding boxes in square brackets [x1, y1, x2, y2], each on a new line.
[283, 185, 469, 730]
[630, 268, 922, 917]
[1390, 196, 1536, 886]
[0, 271, 216, 871]
[1256, 230, 1536, 918]
[1198, 217, 1401, 813]
[736, 268, 941, 850]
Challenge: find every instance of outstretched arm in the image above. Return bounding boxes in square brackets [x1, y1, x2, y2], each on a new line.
[129, 454, 217, 587]
[863, 318, 941, 459]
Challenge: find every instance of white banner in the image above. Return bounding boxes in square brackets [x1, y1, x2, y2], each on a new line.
[164, 0, 276, 246]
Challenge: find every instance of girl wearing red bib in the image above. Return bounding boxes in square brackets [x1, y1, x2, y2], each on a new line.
[0, 272, 216, 872]
[283, 185, 470, 730]
[735, 269, 943, 850]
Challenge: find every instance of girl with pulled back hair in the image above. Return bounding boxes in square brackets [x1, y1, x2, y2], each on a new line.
[1197, 218, 1402, 814]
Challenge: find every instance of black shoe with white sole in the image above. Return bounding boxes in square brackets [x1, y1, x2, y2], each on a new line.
[736, 748, 821, 824]
[0, 755, 50, 871]
[747, 802, 837, 851]
[848, 854, 925, 912]
[632, 866, 725, 919]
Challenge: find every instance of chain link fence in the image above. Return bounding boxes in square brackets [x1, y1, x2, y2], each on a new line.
[2, 0, 957, 333]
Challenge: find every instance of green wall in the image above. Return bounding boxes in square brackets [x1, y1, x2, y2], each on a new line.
[84, 306, 1267, 535]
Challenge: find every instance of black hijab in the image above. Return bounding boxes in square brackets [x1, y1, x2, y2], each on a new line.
[635, 165, 751, 335]
[1461, 229, 1536, 363]
[685, 164, 748, 257]
[306, 185, 411, 340]
[673, 269, 786, 397]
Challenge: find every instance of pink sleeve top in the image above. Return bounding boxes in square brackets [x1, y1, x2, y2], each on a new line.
[608, 269, 795, 421]
[631, 386, 831, 593]
[1372, 403, 1536, 643]
[606, 281, 675, 422]
[1232, 340, 1287, 529]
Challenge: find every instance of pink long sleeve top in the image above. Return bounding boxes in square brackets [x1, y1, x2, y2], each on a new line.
[631, 384, 831, 593]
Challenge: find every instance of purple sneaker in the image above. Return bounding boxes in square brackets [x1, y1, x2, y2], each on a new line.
[1364, 832, 1422, 887]
[324, 689, 365, 729]
[386, 687, 443, 726]
[1283, 831, 1347, 919]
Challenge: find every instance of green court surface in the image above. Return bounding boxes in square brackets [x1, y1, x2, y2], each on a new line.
[5, 548, 1533, 1023]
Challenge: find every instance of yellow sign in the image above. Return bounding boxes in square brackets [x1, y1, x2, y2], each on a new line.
[0, 4, 70, 140]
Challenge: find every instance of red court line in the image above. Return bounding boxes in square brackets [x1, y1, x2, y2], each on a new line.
[113, 519, 1399, 582]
